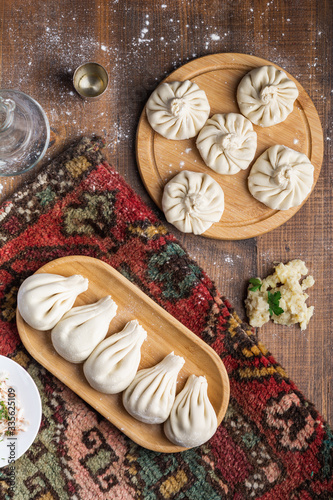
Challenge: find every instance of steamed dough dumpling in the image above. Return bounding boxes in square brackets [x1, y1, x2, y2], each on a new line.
[196, 113, 257, 175]
[248, 145, 314, 210]
[17, 273, 89, 331]
[237, 65, 298, 127]
[51, 296, 118, 363]
[146, 80, 210, 140]
[164, 375, 217, 448]
[83, 320, 147, 394]
[122, 352, 185, 424]
[162, 171, 224, 235]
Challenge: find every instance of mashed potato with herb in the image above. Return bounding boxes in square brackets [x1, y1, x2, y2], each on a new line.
[245, 259, 315, 330]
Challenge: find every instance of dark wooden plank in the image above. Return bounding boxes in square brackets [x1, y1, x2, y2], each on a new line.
[0, 0, 332, 424]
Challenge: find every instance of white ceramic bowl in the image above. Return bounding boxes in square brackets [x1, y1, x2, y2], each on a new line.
[0, 355, 42, 467]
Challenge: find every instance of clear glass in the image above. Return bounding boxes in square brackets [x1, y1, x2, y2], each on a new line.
[0, 89, 50, 176]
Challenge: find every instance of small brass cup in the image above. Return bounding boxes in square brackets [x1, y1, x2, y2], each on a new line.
[73, 62, 109, 100]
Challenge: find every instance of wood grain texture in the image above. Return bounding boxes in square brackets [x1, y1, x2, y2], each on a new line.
[136, 52, 323, 239]
[16, 256, 230, 453]
[0, 0, 332, 426]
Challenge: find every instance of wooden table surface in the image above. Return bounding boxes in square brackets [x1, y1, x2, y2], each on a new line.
[1, 0, 332, 425]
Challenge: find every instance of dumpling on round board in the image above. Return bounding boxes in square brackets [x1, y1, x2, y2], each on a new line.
[162, 170, 224, 235]
[248, 145, 314, 210]
[196, 113, 257, 175]
[237, 65, 298, 127]
[146, 80, 210, 140]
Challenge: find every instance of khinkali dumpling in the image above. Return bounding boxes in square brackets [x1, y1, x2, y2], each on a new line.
[17, 273, 89, 331]
[237, 65, 298, 127]
[51, 296, 118, 363]
[83, 320, 147, 394]
[146, 80, 210, 140]
[164, 375, 217, 448]
[248, 145, 314, 210]
[122, 352, 185, 424]
[196, 113, 257, 175]
[162, 171, 224, 235]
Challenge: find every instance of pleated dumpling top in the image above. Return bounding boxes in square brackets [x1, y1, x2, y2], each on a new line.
[146, 80, 210, 140]
[196, 113, 257, 175]
[162, 171, 224, 235]
[237, 65, 298, 127]
[248, 145, 314, 210]
[17, 273, 89, 331]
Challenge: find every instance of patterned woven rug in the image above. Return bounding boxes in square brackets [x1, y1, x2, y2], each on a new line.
[0, 137, 332, 500]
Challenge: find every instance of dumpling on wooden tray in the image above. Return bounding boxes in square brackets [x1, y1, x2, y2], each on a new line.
[122, 352, 185, 424]
[17, 273, 89, 331]
[83, 320, 147, 394]
[164, 374, 217, 448]
[51, 296, 118, 363]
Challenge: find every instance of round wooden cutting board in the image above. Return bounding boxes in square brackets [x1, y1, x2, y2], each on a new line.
[136, 53, 323, 240]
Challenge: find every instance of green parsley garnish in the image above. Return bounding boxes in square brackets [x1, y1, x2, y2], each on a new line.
[267, 291, 284, 316]
[249, 278, 262, 292]
[0, 401, 9, 421]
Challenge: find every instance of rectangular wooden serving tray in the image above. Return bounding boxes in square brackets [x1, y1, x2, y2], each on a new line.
[16, 255, 230, 452]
